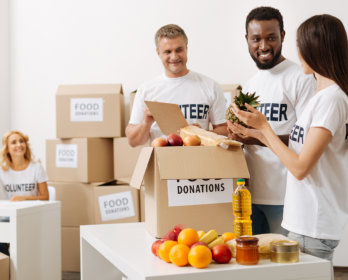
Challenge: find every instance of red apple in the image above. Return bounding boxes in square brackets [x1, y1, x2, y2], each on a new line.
[151, 137, 168, 147]
[167, 133, 183, 146]
[211, 244, 232, 264]
[183, 135, 201, 146]
[190, 241, 209, 249]
[151, 239, 165, 256]
[162, 224, 184, 241]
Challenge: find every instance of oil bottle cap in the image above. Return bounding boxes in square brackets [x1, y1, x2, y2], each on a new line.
[237, 179, 245, 185]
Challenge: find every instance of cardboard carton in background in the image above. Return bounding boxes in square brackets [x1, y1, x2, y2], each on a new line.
[49, 181, 96, 227]
[113, 137, 149, 183]
[61, 227, 80, 272]
[46, 138, 113, 183]
[221, 84, 242, 108]
[56, 84, 125, 138]
[50, 181, 140, 226]
[0, 252, 9, 280]
[93, 184, 140, 224]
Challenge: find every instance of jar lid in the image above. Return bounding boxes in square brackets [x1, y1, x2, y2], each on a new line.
[235, 236, 259, 245]
[270, 240, 299, 253]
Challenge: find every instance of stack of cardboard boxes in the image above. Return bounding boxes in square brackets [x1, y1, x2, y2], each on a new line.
[46, 84, 144, 272]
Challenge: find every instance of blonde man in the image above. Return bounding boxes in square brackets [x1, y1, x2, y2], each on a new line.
[126, 24, 227, 147]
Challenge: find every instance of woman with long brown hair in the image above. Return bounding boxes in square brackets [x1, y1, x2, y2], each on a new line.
[228, 14, 348, 271]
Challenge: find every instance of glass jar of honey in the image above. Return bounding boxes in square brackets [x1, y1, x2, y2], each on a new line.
[235, 236, 259, 265]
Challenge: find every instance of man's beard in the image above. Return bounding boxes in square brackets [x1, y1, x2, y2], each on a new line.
[250, 47, 282, 70]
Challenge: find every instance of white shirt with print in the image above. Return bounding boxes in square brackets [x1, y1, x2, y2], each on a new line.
[282, 84, 348, 240]
[129, 71, 226, 141]
[242, 59, 316, 205]
[0, 162, 48, 200]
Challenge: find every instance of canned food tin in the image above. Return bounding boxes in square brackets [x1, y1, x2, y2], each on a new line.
[270, 240, 299, 263]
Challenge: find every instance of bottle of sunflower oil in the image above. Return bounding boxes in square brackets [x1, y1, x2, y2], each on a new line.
[232, 178, 252, 237]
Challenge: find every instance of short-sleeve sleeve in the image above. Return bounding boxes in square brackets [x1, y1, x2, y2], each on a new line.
[36, 162, 48, 183]
[209, 82, 227, 125]
[129, 87, 146, 125]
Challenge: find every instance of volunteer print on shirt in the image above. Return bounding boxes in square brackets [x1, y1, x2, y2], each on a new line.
[0, 162, 48, 200]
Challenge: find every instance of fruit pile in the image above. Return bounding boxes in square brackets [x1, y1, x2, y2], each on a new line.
[151, 225, 236, 269]
[152, 133, 201, 147]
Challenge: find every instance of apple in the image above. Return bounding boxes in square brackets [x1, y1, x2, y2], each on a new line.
[211, 244, 232, 264]
[151, 137, 168, 147]
[183, 135, 201, 146]
[167, 133, 183, 146]
[190, 241, 209, 249]
[163, 225, 183, 241]
[151, 239, 165, 256]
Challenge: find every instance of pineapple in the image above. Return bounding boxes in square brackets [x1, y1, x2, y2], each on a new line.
[226, 91, 260, 126]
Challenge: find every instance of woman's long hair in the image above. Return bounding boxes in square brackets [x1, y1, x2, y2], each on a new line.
[0, 131, 33, 171]
[297, 14, 348, 96]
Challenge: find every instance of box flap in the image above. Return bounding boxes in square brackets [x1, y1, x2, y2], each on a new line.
[155, 146, 249, 179]
[145, 101, 188, 135]
[130, 147, 154, 189]
[56, 84, 123, 95]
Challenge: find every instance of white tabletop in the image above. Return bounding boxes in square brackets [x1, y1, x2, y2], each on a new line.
[0, 200, 59, 216]
[80, 222, 331, 280]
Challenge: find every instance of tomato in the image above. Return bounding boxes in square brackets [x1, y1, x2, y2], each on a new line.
[211, 244, 232, 264]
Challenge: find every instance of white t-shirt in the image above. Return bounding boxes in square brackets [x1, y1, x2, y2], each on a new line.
[282, 84, 348, 240]
[0, 162, 48, 200]
[129, 71, 227, 140]
[242, 59, 316, 205]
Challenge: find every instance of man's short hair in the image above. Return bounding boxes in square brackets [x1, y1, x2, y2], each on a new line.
[154, 24, 188, 48]
[246, 7, 284, 34]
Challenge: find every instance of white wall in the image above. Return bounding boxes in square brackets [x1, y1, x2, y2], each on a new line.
[0, 0, 10, 137]
[8, 0, 348, 164]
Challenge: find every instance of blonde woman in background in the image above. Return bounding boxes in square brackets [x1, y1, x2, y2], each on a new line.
[0, 130, 48, 201]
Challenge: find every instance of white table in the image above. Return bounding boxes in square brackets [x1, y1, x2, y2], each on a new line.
[0, 200, 61, 280]
[80, 222, 331, 280]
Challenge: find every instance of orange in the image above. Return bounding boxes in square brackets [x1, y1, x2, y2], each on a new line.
[169, 244, 190, 266]
[222, 232, 236, 242]
[188, 245, 212, 268]
[177, 228, 199, 247]
[158, 240, 178, 263]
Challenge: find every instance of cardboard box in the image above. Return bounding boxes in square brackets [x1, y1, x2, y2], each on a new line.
[131, 101, 249, 237]
[46, 138, 114, 183]
[93, 184, 140, 224]
[0, 253, 9, 280]
[221, 84, 242, 108]
[113, 137, 149, 183]
[62, 227, 80, 272]
[131, 146, 249, 237]
[49, 181, 96, 227]
[50, 181, 140, 226]
[140, 185, 145, 222]
[56, 84, 125, 138]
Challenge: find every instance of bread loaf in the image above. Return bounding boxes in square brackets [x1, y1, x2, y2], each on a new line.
[180, 125, 241, 147]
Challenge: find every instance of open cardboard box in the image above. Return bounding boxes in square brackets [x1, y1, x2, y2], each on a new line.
[131, 101, 249, 237]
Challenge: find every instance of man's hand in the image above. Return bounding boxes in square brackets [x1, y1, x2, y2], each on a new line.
[227, 120, 267, 146]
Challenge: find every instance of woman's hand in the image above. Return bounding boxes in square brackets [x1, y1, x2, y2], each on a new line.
[9, 196, 26, 201]
[231, 103, 269, 130]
